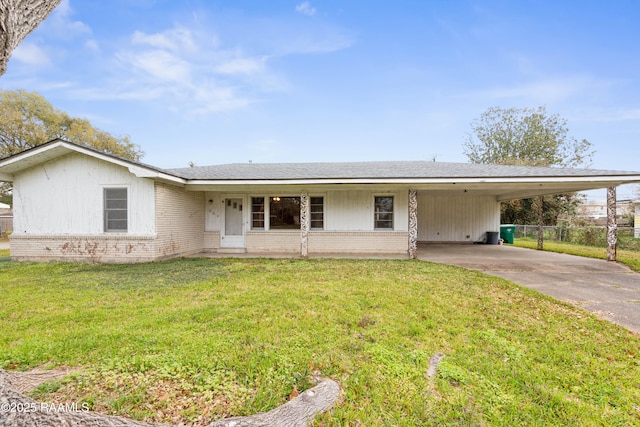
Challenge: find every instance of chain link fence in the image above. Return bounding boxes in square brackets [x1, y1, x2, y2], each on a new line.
[513, 225, 640, 250]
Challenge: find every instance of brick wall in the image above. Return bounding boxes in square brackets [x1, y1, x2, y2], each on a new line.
[10, 234, 157, 263]
[154, 183, 206, 259]
[244, 230, 408, 255]
[309, 231, 408, 254]
[203, 231, 221, 251]
[246, 231, 300, 253]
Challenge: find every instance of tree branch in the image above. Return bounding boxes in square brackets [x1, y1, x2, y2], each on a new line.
[0, 0, 62, 76]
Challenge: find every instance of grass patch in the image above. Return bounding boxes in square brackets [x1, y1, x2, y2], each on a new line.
[1, 257, 640, 426]
[513, 238, 640, 272]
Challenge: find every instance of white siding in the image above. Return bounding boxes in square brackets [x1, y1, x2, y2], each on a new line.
[325, 190, 407, 231]
[417, 194, 499, 242]
[205, 192, 224, 231]
[13, 153, 155, 235]
[326, 190, 371, 230]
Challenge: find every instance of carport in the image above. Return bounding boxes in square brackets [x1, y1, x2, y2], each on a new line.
[418, 243, 640, 334]
[406, 164, 640, 260]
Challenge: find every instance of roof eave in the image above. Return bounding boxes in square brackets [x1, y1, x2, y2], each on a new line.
[184, 175, 640, 187]
[0, 139, 186, 185]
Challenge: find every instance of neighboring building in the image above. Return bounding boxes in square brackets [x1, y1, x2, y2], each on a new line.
[576, 200, 634, 226]
[0, 139, 639, 263]
[0, 202, 11, 236]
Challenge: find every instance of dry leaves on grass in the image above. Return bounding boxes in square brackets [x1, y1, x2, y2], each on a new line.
[41, 370, 251, 426]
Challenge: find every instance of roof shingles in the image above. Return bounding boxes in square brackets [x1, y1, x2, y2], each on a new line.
[166, 161, 640, 181]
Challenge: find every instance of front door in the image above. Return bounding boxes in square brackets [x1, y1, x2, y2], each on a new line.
[221, 198, 244, 247]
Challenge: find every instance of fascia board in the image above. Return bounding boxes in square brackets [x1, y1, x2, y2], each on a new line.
[183, 175, 640, 187]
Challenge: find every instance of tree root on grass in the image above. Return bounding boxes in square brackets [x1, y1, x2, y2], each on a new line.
[0, 368, 340, 427]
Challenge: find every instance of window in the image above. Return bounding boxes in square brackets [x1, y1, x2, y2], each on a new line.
[374, 196, 393, 229]
[251, 197, 265, 229]
[270, 196, 300, 229]
[310, 197, 324, 230]
[104, 188, 128, 232]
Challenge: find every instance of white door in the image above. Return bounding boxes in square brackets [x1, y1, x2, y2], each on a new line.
[221, 198, 244, 247]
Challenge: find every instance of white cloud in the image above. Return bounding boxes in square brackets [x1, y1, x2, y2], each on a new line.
[84, 39, 99, 52]
[47, 0, 91, 40]
[214, 56, 266, 75]
[119, 49, 192, 82]
[12, 43, 51, 66]
[296, 2, 317, 16]
[131, 28, 197, 54]
[59, 9, 352, 116]
[106, 26, 261, 114]
[189, 84, 252, 114]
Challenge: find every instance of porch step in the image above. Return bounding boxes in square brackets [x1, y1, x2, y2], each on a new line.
[217, 247, 247, 254]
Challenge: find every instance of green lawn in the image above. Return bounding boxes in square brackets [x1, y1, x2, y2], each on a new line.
[513, 238, 640, 272]
[1, 258, 639, 426]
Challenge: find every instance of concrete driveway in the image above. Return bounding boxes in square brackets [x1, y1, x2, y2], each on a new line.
[418, 244, 640, 334]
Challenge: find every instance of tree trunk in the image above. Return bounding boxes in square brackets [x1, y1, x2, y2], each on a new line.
[0, 368, 340, 427]
[0, 0, 61, 76]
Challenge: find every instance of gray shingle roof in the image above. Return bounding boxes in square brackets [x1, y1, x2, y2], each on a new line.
[166, 161, 640, 181]
[4, 140, 638, 183]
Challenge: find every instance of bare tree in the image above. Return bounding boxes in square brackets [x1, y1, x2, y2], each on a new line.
[0, 0, 61, 76]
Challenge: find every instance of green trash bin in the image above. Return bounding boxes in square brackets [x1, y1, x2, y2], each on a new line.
[500, 225, 515, 244]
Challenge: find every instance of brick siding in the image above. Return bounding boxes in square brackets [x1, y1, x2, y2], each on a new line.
[10, 234, 157, 263]
[154, 183, 205, 259]
[309, 231, 408, 254]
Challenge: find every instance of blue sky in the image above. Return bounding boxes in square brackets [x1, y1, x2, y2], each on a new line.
[2, 0, 639, 199]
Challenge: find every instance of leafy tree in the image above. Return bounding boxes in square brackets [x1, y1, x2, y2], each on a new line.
[464, 106, 592, 168]
[464, 106, 594, 248]
[0, 89, 143, 160]
[500, 194, 584, 225]
[0, 89, 143, 206]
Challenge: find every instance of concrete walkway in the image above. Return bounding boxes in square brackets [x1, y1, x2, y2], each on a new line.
[418, 244, 640, 334]
[0, 241, 9, 250]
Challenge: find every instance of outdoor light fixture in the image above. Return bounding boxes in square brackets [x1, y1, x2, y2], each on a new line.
[273, 196, 281, 202]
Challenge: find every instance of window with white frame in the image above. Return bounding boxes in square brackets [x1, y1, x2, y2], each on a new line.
[104, 188, 128, 232]
[251, 197, 265, 229]
[251, 195, 323, 230]
[374, 196, 393, 229]
[310, 197, 324, 230]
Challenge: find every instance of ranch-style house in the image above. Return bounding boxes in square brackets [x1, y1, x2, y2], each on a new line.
[0, 139, 639, 263]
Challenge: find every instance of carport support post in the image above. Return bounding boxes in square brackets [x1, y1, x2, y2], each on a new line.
[536, 195, 544, 250]
[607, 186, 617, 262]
[300, 191, 309, 258]
[408, 189, 418, 259]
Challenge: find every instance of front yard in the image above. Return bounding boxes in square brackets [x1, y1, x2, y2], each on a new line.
[1, 257, 639, 426]
[514, 238, 640, 272]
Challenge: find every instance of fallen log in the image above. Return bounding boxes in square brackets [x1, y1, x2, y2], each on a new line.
[0, 368, 340, 427]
